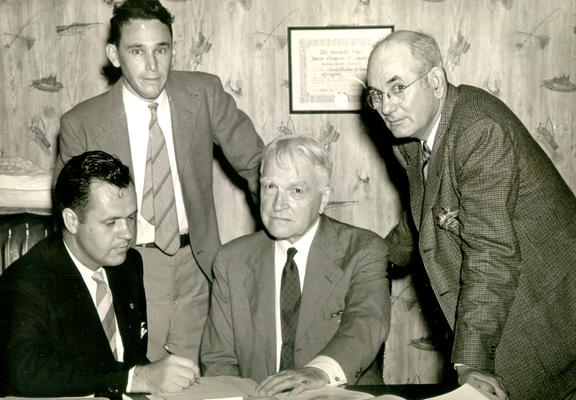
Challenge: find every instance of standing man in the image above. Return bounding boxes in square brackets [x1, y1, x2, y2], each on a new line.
[0, 151, 199, 398]
[56, 0, 264, 363]
[366, 30, 576, 400]
[201, 135, 390, 396]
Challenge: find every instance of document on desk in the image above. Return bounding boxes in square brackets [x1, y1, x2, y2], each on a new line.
[146, 376, 373, 400]
[372, 383, 497, 400]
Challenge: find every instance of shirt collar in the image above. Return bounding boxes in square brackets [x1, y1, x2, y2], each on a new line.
[423, 113, 441, 151]
[122, 83, 168, 110]
[63, 239, 105, 280]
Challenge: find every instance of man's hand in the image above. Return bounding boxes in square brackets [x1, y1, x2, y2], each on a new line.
[131, 355, 200, 393]
[255, 367, 329, 396]
[456, 365, 508, 400]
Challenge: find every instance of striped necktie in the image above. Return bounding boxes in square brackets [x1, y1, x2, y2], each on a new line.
[422, 142, 432, 179]
[92, 270, 118, 360]
[141, 102, 180, 255]
[279, 247, 301, 371]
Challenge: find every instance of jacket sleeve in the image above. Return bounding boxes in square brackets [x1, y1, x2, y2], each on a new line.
[205, 75, 264, 198]
[200, 249, 242, 378]
[54, 109, 89, 185]
[449, 118, 521, 371]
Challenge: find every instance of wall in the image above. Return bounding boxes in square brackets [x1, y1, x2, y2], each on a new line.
[1, 0, 575, 384]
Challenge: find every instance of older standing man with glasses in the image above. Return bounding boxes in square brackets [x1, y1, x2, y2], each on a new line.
[366, 30, 576, 400]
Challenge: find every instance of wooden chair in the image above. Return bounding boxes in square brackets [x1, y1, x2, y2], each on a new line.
[0, 213, 56, 274]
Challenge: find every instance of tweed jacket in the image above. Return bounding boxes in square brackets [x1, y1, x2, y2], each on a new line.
[201, 215, 390, 385]
[56, 71, 264, 279]
[0, 235, 149, 398]
[385, 83, 576, 400]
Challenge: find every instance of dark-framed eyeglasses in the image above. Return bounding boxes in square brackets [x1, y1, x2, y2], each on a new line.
[366, 70, 431, 110]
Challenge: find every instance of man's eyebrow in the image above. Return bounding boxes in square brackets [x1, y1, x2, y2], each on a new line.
[367, 75, 403, 92]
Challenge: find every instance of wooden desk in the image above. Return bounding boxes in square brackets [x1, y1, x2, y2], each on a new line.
[347, 382, 458, 399]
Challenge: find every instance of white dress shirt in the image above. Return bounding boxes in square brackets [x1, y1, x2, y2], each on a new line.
[273, 218, 347, 385]
[122, 86, 188, 245]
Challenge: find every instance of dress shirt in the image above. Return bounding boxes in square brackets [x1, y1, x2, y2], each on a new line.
[122, 85, 188, 245]
[63, 240, 135, 391]
[274, 218, 347, 385]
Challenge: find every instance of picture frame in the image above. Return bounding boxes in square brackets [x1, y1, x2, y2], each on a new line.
[288, 25, 394, 113]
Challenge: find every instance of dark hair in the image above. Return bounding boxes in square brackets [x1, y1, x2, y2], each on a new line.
[108, 0, 174, 46]
[54, 151, 132, 221]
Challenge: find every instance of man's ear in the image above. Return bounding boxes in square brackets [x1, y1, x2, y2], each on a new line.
[429, 67, 446, 99]
[62, 208, 80, 235]
[318, 185, 333, 215]
[106, 43, 121, 68]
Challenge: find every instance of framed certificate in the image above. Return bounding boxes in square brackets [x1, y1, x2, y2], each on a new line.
[288, 25, 394, 113]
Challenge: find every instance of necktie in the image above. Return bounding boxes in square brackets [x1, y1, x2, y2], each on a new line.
[92, 270, 118, 360]
[279, 247, 301, 371]
[422, 142, 432, 179]
[141, 102, 180, 255]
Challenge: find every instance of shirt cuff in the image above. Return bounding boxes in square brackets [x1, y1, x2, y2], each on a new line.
[126, 366, 135, 392]
[306, 355, 347, 386]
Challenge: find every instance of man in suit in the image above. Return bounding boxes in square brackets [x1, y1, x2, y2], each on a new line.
[201, 135, 390, 396]
[55, 0, 264, 363]
[366, 30, 576, 400]
[0, 151, 199, 397]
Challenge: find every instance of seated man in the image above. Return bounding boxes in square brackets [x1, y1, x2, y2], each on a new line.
[0, 151, 199, 398]
[201, 135, 391, 396]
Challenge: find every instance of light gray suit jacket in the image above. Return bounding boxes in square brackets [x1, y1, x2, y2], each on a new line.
[386, 83, 576, 400]
[201, 215, 390, 384]
[56, 71, 264, 279]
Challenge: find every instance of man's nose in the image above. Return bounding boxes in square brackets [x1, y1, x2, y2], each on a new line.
[272, 191, 289, 211]
[146, 53, 158, 71]
[117, 219, 134, 240]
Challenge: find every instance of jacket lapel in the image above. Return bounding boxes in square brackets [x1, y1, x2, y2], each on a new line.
[95, 79, 134, 174]
[296, 216, 345, 343]
[166, 76, 201, 175]
[421, 84, 459, 224]
[245, 234, 277, 376]
[46, 237, 116, 361]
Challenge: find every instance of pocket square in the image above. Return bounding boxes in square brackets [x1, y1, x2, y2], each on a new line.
[438, 207, 460, 234]
[140, 322, 148, 339]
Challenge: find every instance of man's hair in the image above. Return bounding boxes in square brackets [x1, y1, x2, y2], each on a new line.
[261, 135, 333, 181]
[108, 0, 174, 46]
[373, 30, 443, 75]
[54, 151, 132, 221]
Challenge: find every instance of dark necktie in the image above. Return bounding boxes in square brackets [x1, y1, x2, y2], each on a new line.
[92, 270, 118, 360]
[279, 247, 300, 371]
[422, 142, 432, 179]
[141, 102, 180, 255]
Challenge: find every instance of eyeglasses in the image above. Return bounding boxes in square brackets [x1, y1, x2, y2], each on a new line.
[367, 70, 430, 110]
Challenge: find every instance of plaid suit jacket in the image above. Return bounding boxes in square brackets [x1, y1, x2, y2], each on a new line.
[385, 83, 576, 400]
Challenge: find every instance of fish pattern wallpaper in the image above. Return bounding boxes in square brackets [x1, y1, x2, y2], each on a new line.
[0, 0, 575, 384]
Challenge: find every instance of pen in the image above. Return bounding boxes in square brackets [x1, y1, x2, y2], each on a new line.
[163, 344, 201, 384]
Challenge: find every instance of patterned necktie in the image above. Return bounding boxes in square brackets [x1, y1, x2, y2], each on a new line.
[422, 142, 432, 179]
[279, 247, 301, 371]
[92, 270, 118, 360]
[141, 102, 180, 255]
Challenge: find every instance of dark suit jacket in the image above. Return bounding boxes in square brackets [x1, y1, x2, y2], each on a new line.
[0, 235, 149, 398]
[386, 83, 576, 400]
[201, 215, 390, 384]
[56, 71, 264, 279]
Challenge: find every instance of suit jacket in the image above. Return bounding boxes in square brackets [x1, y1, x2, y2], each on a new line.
[385, 83, 576, 400]
[201, 215, 390, 385]
[56, 71, 264, 279]
[0, 235, 149, 398]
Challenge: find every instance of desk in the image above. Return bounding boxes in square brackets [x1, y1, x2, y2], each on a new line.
[347, 383, 458, 400]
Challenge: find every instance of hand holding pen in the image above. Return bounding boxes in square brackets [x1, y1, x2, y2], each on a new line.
[163, 343, 201, 385]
